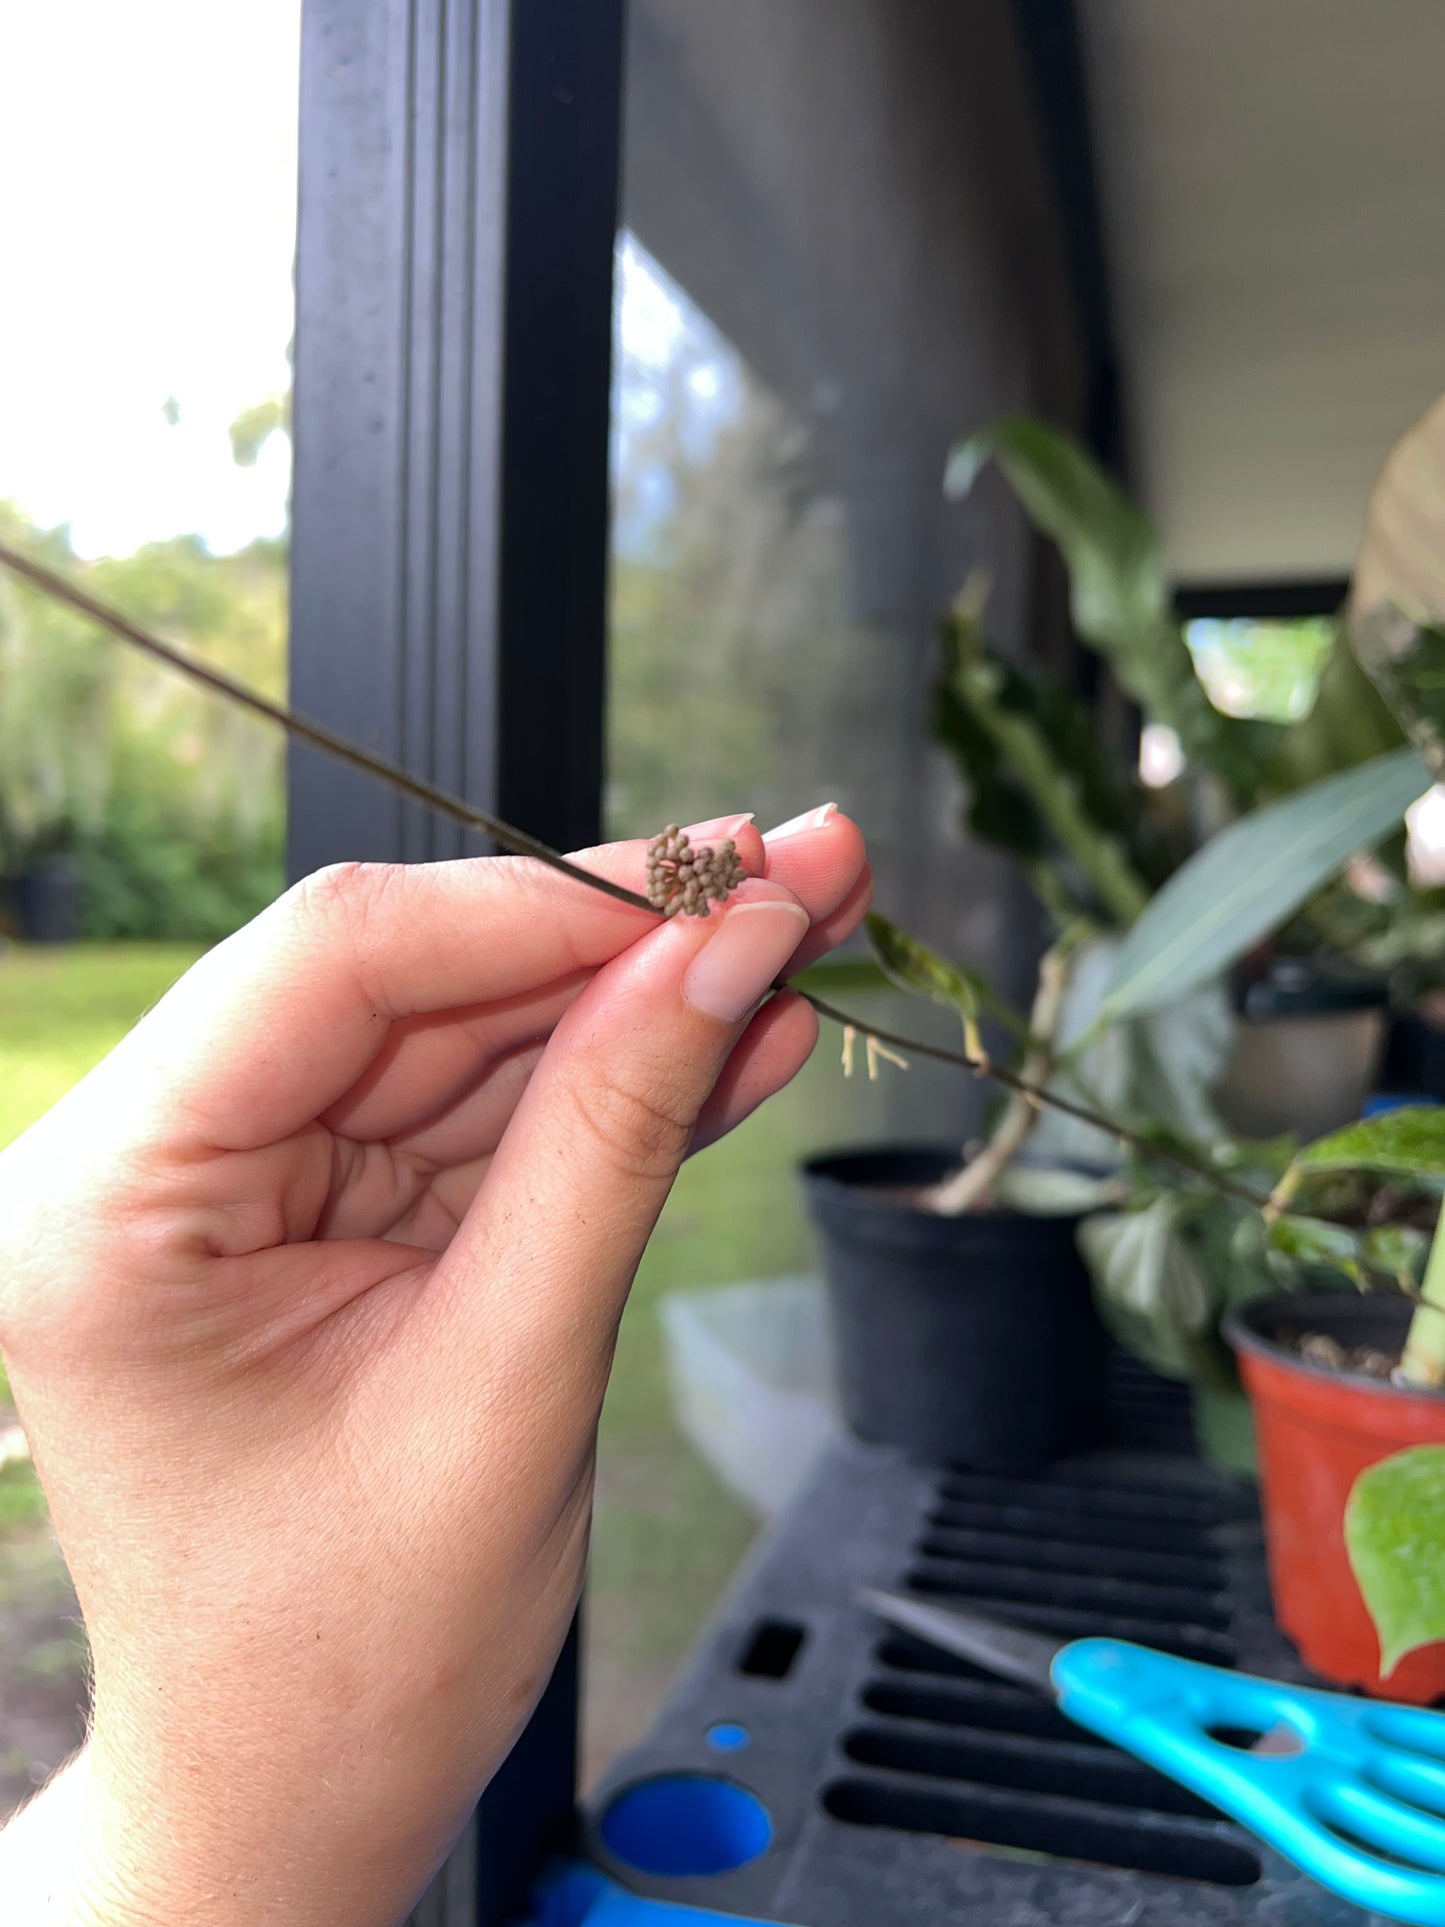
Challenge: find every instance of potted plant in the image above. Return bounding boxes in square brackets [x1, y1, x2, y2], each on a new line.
[801, 924, 1121, 1473]
[801, 421, 1434, 1474]
[1209, 1100, 1445, 1701]
[805, 725, 1430, 1475]
[938, 421, 1438, 1132]
[1211, 391, 1445, 1701]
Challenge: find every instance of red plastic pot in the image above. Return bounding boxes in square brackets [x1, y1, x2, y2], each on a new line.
[1225, 1291, 1445, 1702]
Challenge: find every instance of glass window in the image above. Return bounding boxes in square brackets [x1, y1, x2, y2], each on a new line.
[589, 0, 1087, 1782]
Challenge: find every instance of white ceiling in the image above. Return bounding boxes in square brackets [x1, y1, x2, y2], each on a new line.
[1078, 0, 1445, 582]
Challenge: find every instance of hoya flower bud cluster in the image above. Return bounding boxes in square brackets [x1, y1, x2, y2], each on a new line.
[645, 824, 748, 918]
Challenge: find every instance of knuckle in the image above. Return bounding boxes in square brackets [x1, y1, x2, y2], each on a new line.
[565, 1065, 696, 1186]
[289, 860, 375, 922]
[287, 861, 405, 953]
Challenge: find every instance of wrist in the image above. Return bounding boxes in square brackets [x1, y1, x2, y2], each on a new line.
[0, 1750, 161, 1927]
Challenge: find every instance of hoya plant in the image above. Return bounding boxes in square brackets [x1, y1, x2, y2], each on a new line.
[859, 415, 1434, 1239]
[938, 419, 1440, 985]
[852, 400, 1445, 1641]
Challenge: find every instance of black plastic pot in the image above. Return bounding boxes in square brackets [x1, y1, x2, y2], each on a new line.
[10, 858, 80, 944]
[800, 1145, 1110, 1473]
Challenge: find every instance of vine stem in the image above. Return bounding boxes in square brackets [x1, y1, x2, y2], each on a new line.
[0, 534, 1287, 1221]
[1398, 1201, 1445, 1382]
[920, 942, 1069, 1213]
[797, 992, 1268, 1208]
[0, 538, 655, 916]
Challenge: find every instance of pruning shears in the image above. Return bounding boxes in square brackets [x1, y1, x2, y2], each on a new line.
[863, 1587, 1445, 1924]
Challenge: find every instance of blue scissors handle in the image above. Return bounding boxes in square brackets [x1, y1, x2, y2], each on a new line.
[1055, 1639, 1445, 1925]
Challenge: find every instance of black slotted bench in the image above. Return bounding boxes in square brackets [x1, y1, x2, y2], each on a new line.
[578, 1356, 1367, 1927]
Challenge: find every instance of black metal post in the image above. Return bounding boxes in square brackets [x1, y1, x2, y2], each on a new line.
[290, 0, 624, 1919]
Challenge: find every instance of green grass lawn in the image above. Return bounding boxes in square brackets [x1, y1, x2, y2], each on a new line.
[0, 941, 912, 1786]
[0, 942, 205, 1151]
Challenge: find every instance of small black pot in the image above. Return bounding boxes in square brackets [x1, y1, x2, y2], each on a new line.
[11, 858, 80, 944]
[801, 1145, 1110, 1473]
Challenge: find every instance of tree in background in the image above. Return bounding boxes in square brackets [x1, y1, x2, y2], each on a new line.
[0, 501, 287, 942]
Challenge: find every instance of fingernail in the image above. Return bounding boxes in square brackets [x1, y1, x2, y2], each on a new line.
[688, 812, 756, 840]
[683, 900, 810, 1023]
[764, 801, 837, 841]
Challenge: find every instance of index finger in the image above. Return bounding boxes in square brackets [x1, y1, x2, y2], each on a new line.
[93, 819, 764, 1153]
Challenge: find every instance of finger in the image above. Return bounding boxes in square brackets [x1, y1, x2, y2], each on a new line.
[761, 802, 866, 908]
[321, 809, 863, 1145]
[690, 991, 820, 1153]
[97, 815, 757, 1153]
[428, 880, 812, 1353]
[321, 992, 819, 1244]
[783, 864, 873, 975]
[354, 969, 823, 1187]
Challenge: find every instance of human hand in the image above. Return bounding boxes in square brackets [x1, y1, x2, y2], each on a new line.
[0, 808, 869, 1927]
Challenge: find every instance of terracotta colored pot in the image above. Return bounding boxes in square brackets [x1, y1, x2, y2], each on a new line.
[1225, 1292, 1445, 1702]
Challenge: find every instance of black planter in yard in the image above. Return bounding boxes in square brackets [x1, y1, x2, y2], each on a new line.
[10, 859, 81, 944]
[801, 1145, 1110, 1473]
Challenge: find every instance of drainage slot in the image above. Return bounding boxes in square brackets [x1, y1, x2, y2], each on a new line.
[927, 1500, 1220, 1558]
[917, 1528, 1224, 1592]
[900, 1583, 1236, 1662]
[822, 1777, 1261, 1887]
[863, 1678, 1110, 1747]
[877, 1632, 1020, 1686]
[736, 1618, 806, 1679]
[905, 1559, 1232, 1630]
[936, 1474, 1222, 1526]
[844, 1724, 1218, 1820]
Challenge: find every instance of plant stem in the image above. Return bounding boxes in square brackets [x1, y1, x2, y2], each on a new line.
[925, 943, 1069, 1214]
[0, 536, 1303, 1225]
[0, 538, 655, 916]
[797, 988, 1266, 1207]
[1398, 1200, 1445, 1386]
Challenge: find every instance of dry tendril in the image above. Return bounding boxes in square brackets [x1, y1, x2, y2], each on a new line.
[645, 824, 748, 918]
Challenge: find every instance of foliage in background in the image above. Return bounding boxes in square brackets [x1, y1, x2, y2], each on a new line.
[0, 505, 285, 939]
[942, 420, 1428, 980]
[861, 410, 1445, 1413]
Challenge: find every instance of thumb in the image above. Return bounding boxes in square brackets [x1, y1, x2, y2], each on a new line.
[431, 880, 809, 1353]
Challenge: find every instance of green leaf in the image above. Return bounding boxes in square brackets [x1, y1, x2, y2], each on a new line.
[788, 956, 894, 997]
[863, 912, 988, 1021]
[932, 613, 1173, 910]
[1078, 1198, 1214, 1365]
[1032, 939, 1233, 1168]
[1267, 1213, 1365, 1286]
[1294, 1107, 1445, 1182]
[945, 418, 1249, 787]
[1361, 1224, 1431, 1281]
[990, 1165, 1121, 1217]
[1346, 1445, 1445, 1675]
[1268, 627, 1407, 793]
[1102, 747, 1430, 1019]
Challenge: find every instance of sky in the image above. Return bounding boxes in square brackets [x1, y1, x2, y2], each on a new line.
[0, 5, 743, 562]
[0, 0, 301, 556]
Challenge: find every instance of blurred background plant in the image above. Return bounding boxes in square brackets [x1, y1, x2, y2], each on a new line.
[0, 497, 285, 944]
[941, 420, 1442, 992]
